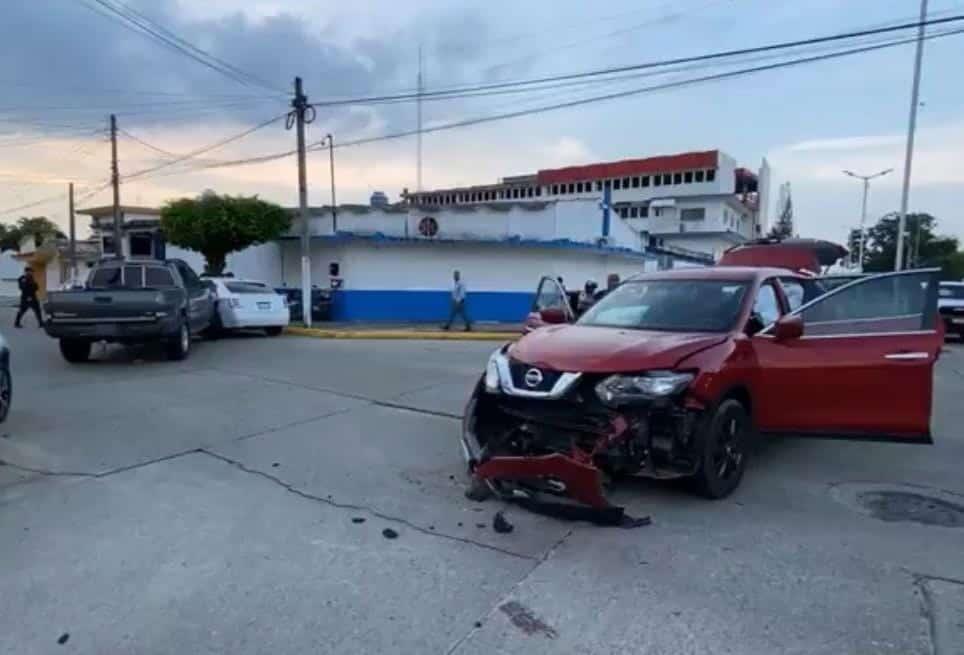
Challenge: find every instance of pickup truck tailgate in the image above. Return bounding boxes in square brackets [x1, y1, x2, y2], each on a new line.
[46, 290, 173, 320]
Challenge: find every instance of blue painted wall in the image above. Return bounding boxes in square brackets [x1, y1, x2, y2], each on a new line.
[332, 290, 534, 322]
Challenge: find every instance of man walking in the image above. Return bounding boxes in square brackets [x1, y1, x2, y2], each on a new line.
[443, 270, 472, 331]
[15, 266, 43, 328]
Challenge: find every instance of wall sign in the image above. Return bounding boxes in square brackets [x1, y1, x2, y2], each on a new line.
[418, 216, 439, 237]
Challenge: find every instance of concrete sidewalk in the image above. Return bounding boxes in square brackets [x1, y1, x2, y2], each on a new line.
[286, 321, 520, 341]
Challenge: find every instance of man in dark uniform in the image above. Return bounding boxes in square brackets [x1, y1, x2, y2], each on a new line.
[15, 266, 43, 328]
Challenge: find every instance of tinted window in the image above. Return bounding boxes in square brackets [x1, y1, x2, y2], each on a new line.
[938, 284, 964, 299]
[89, 267, 123, 288]
[798, 271, 935, 336]
[174, 261, 201, 288]
[779, 279, 806, 311]
[752, 282, 781, 326]
[145, 267, 176, 287]
[226, 282, 270, 294]
[579, 280, 749, 332]
[122, 265, 143, 288]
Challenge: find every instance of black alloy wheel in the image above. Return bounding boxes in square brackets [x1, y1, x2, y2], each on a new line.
[693, 398, 748, 499]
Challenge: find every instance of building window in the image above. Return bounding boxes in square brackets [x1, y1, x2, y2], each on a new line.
[630, 207, 639, 218]
[640, 206, 649, 218]
[653, 175, 662, 187]
[552, 184, 559, 195]
[680, 208, 706, 221]
[535, 187, 542, 197]
[684, 171, 693, 184]
[527, 187, 534, 197]
[706, 169, 716, 182]
[595, 181, 602, 191]
[641, 176, 650, 187]
[567, 183, 575, 194]
[619, 207, 629, 218]
[673, 172, 682, 185]
[653, 207, 661, 217]
[614, 179, 621, 190]
[511, 188, 518, 199]
[631, 176, 640, 188]
[102, 236, 116, 255]
[621, 177, 629, 188]
[662, 174, 672, 185]
[695, 170, 705, 183]
[576, 182, 583, 193]
[604, 180, 611, 190]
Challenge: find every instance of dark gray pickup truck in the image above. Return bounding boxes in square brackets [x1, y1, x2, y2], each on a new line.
[44, 259, 216, 362]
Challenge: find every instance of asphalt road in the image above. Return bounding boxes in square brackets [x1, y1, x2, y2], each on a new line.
[1, 310, 963, 654]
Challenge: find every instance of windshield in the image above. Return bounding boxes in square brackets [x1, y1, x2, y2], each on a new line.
[939, 284, 964, 300]
[577, 279, 749, 332]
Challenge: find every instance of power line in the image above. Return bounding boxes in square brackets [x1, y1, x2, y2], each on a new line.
[80, 0, 285, 94]
[122, 113, 288, 181]
[0, 181, 110, 217]
[298, 13, 964, 110]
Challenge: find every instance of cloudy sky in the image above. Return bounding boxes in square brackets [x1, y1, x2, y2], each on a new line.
[1, 0, 962, 245]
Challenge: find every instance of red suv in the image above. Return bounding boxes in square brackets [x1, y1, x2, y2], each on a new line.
[462, 266, 941, 517]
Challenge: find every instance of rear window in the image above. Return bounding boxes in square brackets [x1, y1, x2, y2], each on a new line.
[88, 267, 123, 288]
[939, 284, 964, 299]
[226, 282, 269, 294]
[122, 265, 143, 288]
[145, 267, 176, 287]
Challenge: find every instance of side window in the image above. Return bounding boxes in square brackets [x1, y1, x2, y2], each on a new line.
[799, 271, 936, 336]
[779, 278, 806, 312]
[752, 281, 781, 327]
[533, 277, 569, 315]
[174, 262, 200, 289]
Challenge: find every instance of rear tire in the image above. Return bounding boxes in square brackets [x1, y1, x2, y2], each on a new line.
[0, 365, 12, 423]
[166, 320, 191, 361]
[59, 339, 91, 364]
[265, 326, 283, 337]
[691, 398, 749, 499]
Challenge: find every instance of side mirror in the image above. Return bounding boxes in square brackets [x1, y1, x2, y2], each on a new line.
[773, 314, 803, 341]
[539, 307, 568, 324]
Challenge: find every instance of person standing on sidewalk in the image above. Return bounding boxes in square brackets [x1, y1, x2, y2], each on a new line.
[443, 270, 472, 331]
[15, 266, 43, 328]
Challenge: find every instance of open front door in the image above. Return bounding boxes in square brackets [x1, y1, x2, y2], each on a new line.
[522, 276, 574, 333]
[751, 269, 941, 442]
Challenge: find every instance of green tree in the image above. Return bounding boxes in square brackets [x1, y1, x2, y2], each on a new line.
[767, 195, 793, 239]
[160, 192, 290, 275]
[857, 212, 960, 276]
[0, 216, 64, 251]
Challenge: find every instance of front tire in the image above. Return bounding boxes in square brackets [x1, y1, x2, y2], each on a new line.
[692, 398, 749, 499]
[0, 365, 12, 423]
[166, 320, 191, 361]
[265, 326, 283, 337]
[59, 339, 91, 364]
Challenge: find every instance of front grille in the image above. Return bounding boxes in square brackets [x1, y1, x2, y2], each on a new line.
[496, 395, 613, 435]
[939, 306, 964, 315]
[508, 360, 563, 392]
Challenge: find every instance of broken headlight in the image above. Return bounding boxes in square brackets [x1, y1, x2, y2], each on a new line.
[595, 371, 694, 406]
[484, 347, 505, 393]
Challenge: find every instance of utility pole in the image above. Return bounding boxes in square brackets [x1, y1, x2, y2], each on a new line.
[289, 77, 315, 326]
[325, 133, 337, 233]
[416, 44, 423, 191]
[68, 182, 77, 283]
[895, 0, 928, 271]
[843, 168, 892, 270]
[110, 113, 122, 258]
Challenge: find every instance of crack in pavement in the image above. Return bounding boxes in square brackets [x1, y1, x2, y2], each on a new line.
[443, 528, 575, 655]
[904, 570, 964, 655]
[204, 366, 464, 420]
[199, 448, 537, 562]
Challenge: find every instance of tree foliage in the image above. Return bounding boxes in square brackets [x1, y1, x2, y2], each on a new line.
[160, 192, 290, 274]
[767, 195, 793, 239]
[0, 216, 65, 252]
[847, 212, 962, 278]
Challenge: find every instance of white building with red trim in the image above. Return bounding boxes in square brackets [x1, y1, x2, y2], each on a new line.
[404, 149, 770, 260]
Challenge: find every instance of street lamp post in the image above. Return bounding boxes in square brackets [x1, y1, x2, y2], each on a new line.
[322, 134, 337, 233]
[843, 168, 893, 270]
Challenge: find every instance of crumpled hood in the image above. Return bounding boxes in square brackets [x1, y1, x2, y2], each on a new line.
[509, 324, 727, 373]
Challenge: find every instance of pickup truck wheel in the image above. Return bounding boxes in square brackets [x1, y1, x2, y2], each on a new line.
[692, 398, 748, 499]
[59, 339, 91, 364]
[265, 326, 283, 337]
[166, 321, 191, 361]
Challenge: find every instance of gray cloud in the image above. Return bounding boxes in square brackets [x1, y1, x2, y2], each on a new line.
[0, 0, 494, 134]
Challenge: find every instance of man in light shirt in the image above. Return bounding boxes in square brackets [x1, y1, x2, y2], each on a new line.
[443, 270, 472, 331]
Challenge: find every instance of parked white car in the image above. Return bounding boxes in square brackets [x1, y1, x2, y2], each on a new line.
[207, 278, 289, 336]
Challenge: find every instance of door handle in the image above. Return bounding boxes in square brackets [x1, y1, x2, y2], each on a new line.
[884, 352, 929, 360]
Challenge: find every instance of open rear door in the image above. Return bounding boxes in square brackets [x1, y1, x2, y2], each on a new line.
[522, 276, 574, 333]
[751, 269, 940, 442]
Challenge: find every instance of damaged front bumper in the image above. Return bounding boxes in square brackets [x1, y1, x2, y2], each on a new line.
[461, 361, 705, 524]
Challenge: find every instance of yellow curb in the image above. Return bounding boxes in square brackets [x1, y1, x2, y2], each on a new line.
[284, 326, 515, 341]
